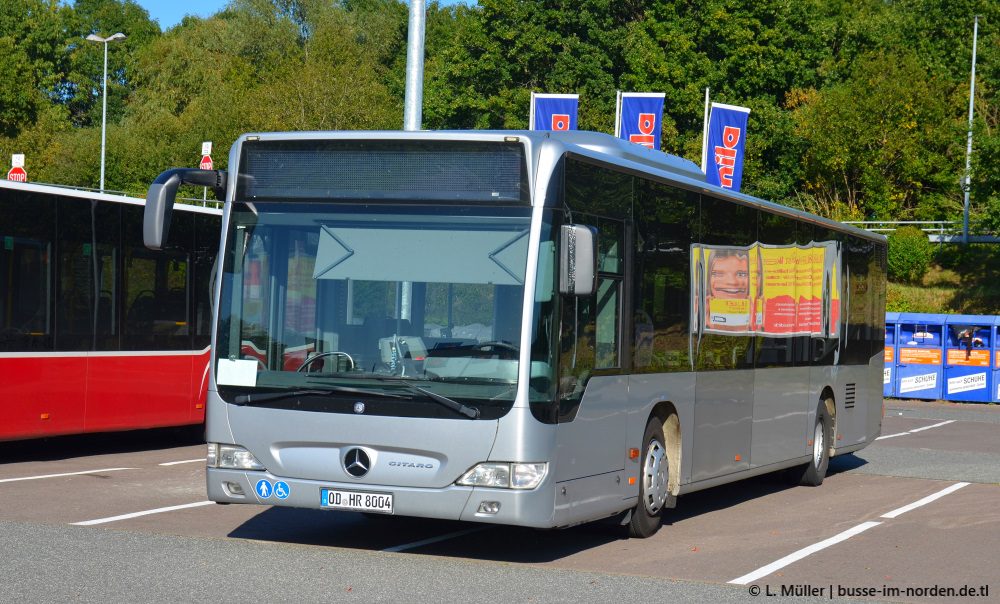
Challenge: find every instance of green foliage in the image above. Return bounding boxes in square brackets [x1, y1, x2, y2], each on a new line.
[887, 226, 933, 284]
[886, 244, 1000, 314]
[790, 50, 962, 221]
[0, 37, 41, 138]
[0, 0, 68, 138]
[65, 0, 162, 126]
[885, 286, 918, 313]
[0, 0, 998, 222]
[428, 0, 638, 132]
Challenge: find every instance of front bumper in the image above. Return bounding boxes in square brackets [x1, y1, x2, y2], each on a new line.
[206, 467, 560, 528]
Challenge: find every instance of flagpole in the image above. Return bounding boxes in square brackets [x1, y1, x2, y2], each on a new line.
[529, 91, 536, 130]
[700, 87, 710, 172]
[614, 90, 622, 138]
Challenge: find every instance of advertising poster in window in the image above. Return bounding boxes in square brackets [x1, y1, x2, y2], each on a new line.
[692, 241, 841, 337]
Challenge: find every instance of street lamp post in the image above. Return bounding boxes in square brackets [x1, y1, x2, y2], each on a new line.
[86, 32, 126, 193]
[962, 16, 981, 245]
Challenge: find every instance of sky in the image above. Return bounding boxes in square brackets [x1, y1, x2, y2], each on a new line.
[135, 0, 230, 30]
[134, 1, 471, 31]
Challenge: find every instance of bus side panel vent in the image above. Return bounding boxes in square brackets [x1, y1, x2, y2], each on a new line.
[845, 383, 857, 409]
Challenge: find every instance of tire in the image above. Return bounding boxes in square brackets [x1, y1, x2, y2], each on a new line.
[627, 417, 669, 538]
[791, 399, 832, 486]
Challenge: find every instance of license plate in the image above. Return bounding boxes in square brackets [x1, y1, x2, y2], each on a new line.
[320, 489, 393, 514]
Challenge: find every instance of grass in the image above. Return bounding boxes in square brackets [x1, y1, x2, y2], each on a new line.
[887, 244, 1000, 314]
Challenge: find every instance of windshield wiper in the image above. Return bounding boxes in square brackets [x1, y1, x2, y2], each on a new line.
[363, 376, 480, 419]
[233, 386, 407, 406]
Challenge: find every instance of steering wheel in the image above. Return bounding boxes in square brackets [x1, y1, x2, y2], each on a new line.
[296, 351, 356, 373]
[471, 341, 519, 359]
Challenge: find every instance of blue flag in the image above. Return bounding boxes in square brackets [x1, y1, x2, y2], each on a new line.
[616, 92, 665, 150]
[530, 93, 578, 131]
[704, 103, 751, 192]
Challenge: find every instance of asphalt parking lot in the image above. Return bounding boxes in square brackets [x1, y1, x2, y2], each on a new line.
[1, 400, 997, 603]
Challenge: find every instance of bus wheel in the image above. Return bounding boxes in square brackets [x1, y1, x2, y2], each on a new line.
[792, 400, 832, 486]
[628, 417, 668, 538]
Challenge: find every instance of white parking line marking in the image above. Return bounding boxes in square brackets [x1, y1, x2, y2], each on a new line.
[881, 482, 970, 519]
[381, 527, 486, 553]
[70, 501, 215, 526]
[730, 480, 970, 585]
[908, 419, 955, 433]
[875, 432, 908, 440]
[0, 468, 135, 483]
[876, 419, 954, 440]
[159, 459, 206, 466]
[729, 522, 883, 585]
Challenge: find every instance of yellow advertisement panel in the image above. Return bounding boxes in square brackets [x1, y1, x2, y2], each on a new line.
[693, 241, 841, 336]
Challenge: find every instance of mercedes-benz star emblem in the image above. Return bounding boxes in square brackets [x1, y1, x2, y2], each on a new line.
[343, 448, 371, 478]
[354, 402, 365, 414]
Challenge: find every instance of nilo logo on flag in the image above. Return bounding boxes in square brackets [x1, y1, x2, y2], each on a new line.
[616, 92, 665, 150]
[529, 93, 578, 131]
[704, 103, 751, 192]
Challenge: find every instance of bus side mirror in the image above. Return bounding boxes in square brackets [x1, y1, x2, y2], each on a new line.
[144, 168, 228, 250]
[559, 224, 598, 296]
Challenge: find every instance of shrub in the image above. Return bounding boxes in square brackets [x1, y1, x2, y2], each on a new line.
[887, 226, 932, 284]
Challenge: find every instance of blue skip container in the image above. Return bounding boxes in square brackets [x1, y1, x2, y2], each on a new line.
[942, 315, 992, 402]
[894, 313, 944, 400]
[884, 312, 899, 398]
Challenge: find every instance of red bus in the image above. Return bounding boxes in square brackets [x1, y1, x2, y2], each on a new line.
[0, 181, 221, 441]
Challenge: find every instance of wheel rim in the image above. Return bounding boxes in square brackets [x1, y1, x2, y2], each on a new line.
[812, 418, 825, 467]
[641, 438, 668, 515]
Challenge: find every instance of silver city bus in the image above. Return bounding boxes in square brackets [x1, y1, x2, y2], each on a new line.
[144, 131, 886, 537]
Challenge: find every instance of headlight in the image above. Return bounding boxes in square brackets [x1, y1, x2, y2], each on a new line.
[456, 462, 547, 490]
[207, 443, 266, 471]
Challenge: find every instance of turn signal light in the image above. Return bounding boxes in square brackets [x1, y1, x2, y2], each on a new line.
[628, 448, 640, 459]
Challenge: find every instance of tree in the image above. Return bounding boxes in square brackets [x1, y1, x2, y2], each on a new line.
[62, 0, 407, 196]
[430, 0, 640, 131]
[0, 0, 70, 137]
[62, 0, 161, 126]
[609, 0, 854, 207]
[0, 38, 42, 139]
[790, 51, 961, 221]
[887, 226, 932, 284]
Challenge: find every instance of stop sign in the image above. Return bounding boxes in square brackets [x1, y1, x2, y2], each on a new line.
[200, 155, 213, 170]
[7, 166, 26, 182]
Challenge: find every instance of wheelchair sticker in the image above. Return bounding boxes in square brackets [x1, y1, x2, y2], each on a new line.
[274, 481, 290, 499]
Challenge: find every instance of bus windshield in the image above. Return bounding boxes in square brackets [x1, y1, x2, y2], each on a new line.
[215, 202, 534, 419]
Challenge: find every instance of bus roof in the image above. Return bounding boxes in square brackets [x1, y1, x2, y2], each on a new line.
[0, 179, 221, 216]
[229, 129, 883, 243]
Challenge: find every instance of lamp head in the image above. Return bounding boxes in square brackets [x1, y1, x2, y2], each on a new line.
[86, 33, 127, 43]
